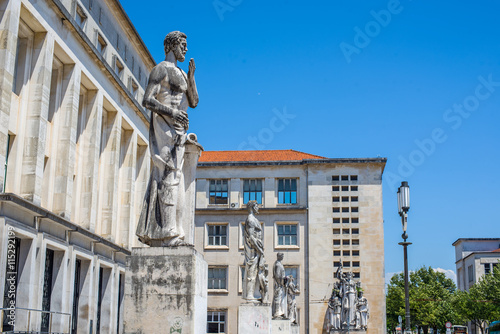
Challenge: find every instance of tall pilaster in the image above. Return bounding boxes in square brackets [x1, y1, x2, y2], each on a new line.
[19, 32, 54, 204]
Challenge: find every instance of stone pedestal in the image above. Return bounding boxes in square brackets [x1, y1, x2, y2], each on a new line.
[238, 304, 272, 334]
[271, 319, 300, 334]
[123, 246, 207, 334]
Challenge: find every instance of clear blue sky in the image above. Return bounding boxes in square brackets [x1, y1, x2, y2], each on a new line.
[121, 0, 500, 282]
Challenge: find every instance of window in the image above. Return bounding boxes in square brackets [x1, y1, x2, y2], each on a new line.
[209, 180, 228, 204]
[333, 240, 340, 246]
[342, 186, 349, 191]
[352, 228, 359, 235]
[343, 261, 350, 267]
[332, 186, 339, 191]
[75, 6, 87, 30]
[351, 207, 359, 213]
[332, 175, 339, 181]
[129, 78, 139, 98]
[334, 261, 341, 267]
[333, 207, 340, 213]
[351, 196, 358, 202]
[484, 263, 491, 274]
[342, 229, 350, 235]
[333, 229, 340, 235]
[342, 207, 349, 213]
[207, 224, 227, 246]
[352, 218, 359, 224]
[351, 186, 358, 191]
[285, 267, 299, 286]
[333, 218, 340, 224]
[342, 218, 349, 224]
[334, 250, 341, 256]
[208, 267, 227, 290]
[332, 197, 340, 202]
[353, 261, 360, 267]
[468, 265, 474, 282]
[352, 239, 359, 245]
[114, 57, 124, 79]
[350, 175, 358, 181]
[207, 311, 226, 333]
[278, 178, 297, 204]
[277, 224, 297, 246]
[343, 250, 350, 256]
[342, 240, 350, 246]
[342, 196, 349, 202]
[353, 272, 360, 278]
[243, 179, 262, 204]
[353, 250, 360, 256]
[96, 34, 107, 55]
[341, 175, 349, 181]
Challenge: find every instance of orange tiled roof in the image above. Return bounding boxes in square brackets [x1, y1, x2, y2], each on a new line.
[199, 150, 327, 163]
[492, 248, 500, 253]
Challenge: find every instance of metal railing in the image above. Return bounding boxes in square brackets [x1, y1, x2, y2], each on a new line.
[0, 307, 71, 334]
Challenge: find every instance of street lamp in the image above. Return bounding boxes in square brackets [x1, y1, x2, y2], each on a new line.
[397, 181, 412, 334]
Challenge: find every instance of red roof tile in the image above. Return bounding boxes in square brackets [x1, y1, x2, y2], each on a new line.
[199, 150, 327, 163]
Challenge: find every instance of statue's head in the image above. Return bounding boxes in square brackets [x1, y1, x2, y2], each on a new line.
[246, 200, 259, 214]
[164, 31, 187, 62]
[277, 252, 284, 261]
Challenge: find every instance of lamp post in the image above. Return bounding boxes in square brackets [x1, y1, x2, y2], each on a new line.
[397, 181, 412, 334]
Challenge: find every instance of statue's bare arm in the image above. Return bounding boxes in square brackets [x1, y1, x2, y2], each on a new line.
[142, 64, 188, 125]
[187, 59, 199, 108]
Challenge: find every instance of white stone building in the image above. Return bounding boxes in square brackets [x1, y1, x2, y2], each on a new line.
[0, 0, 152, 332]
[195, 150, 387, 334]
[453, 238, 500, 291]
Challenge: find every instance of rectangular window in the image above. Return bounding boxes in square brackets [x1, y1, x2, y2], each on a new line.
[342, 218, 349, 224]
[333, 218, 340, 224]
[484, 263, 491, 274]
[342, 229, 350, 235]
[334, 261, 341, 267]
[97, 34, 107, 55]
[343, 261, 350, 267]
[278, 178, 297, 204]
[342, 207, 349, 213]
[332, 186, 339, 191]
[333, 229, 340, 235]
[114, 56, 124, 79]
[333, 207, 340, 213]
[71, 259, 82, 334]
[41, 249, 55, 333]
[352, 218, 359, 224]
[351, 196, 358, 202]
[343, 250, 350, 256]
[353, 272, 360, 278]
[351, 207, 359, 213]
[129, 78, 139, 98]
[468, 265, 474, 282]
[332, 197, 340, 202]
[278, 224, 297, 246]
[342, 196, 349, 202]
[334, 250, 341, 256]
[341, 175, 349, 181]
[285, 267, 299, 285]
[207, 311, 226, 333]
[208, 225, 227, 246]
[342, 186, 349, 191]
[352, 228, 359, 235]
[243, 179, 262, 204]
[353, 261, 360, 267]
[342, 240, 350, 246]
[333, 240, 340, 246]
[332, 176, 339, 181]
[209, 180, 228, 204]
[96, 267, 104, 334]
[75, 5, 87, 30]
[351, 186, 358, 191]
[353, 250, 360, 256]
[208, 267, 227, 290]
[352, 239, 360, 245]
[350, 175, 358, 181]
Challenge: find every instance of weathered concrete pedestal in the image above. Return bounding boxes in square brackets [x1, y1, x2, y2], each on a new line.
[271, 319, 300, 333]
[123, 246, 207, 334]
[238, 303, 272, 334]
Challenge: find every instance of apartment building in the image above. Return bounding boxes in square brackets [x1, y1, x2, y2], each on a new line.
[0, 0, 153, 332]
[195, 150, 387, 334]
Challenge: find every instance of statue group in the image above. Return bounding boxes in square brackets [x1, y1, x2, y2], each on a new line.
[242, 202, 300, 324]
[323, 265, 369, 333]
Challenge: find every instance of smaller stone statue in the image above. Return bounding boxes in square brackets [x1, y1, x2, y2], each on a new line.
[272, 252, 287, 318]
[286, 275, 300, 324]
[355, 290, 369, 330]
[258, 264, 269, 304]
[243, 201, 266, 301]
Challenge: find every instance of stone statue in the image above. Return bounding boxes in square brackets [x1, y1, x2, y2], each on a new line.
[272, 252, 287, 318]
[286, 275, 299, 324]
[355, 291, 369, 330]
[243, 201, 266, 300]
[136, 31, 201, 247]
[258, 264, 269, 303]
[324, 265, 369, 332]
[323, 283, 342, 332]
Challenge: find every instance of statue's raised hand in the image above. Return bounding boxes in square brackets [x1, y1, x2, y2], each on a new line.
[188, 58, 196, 79]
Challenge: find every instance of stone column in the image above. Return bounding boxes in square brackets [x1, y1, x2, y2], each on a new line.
[0, 0, 21, 192]
[117, 128, 136, 248]
[123, 246, 208, 334]
[97, 110, 121, 239]
[72, 89, 103, 231]
[19, 32, 55, 205]
[52, 63, 81, 217]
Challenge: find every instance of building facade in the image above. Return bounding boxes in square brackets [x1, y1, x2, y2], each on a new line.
[195, 150, 387, 334]
[0, 0, 153, 332]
